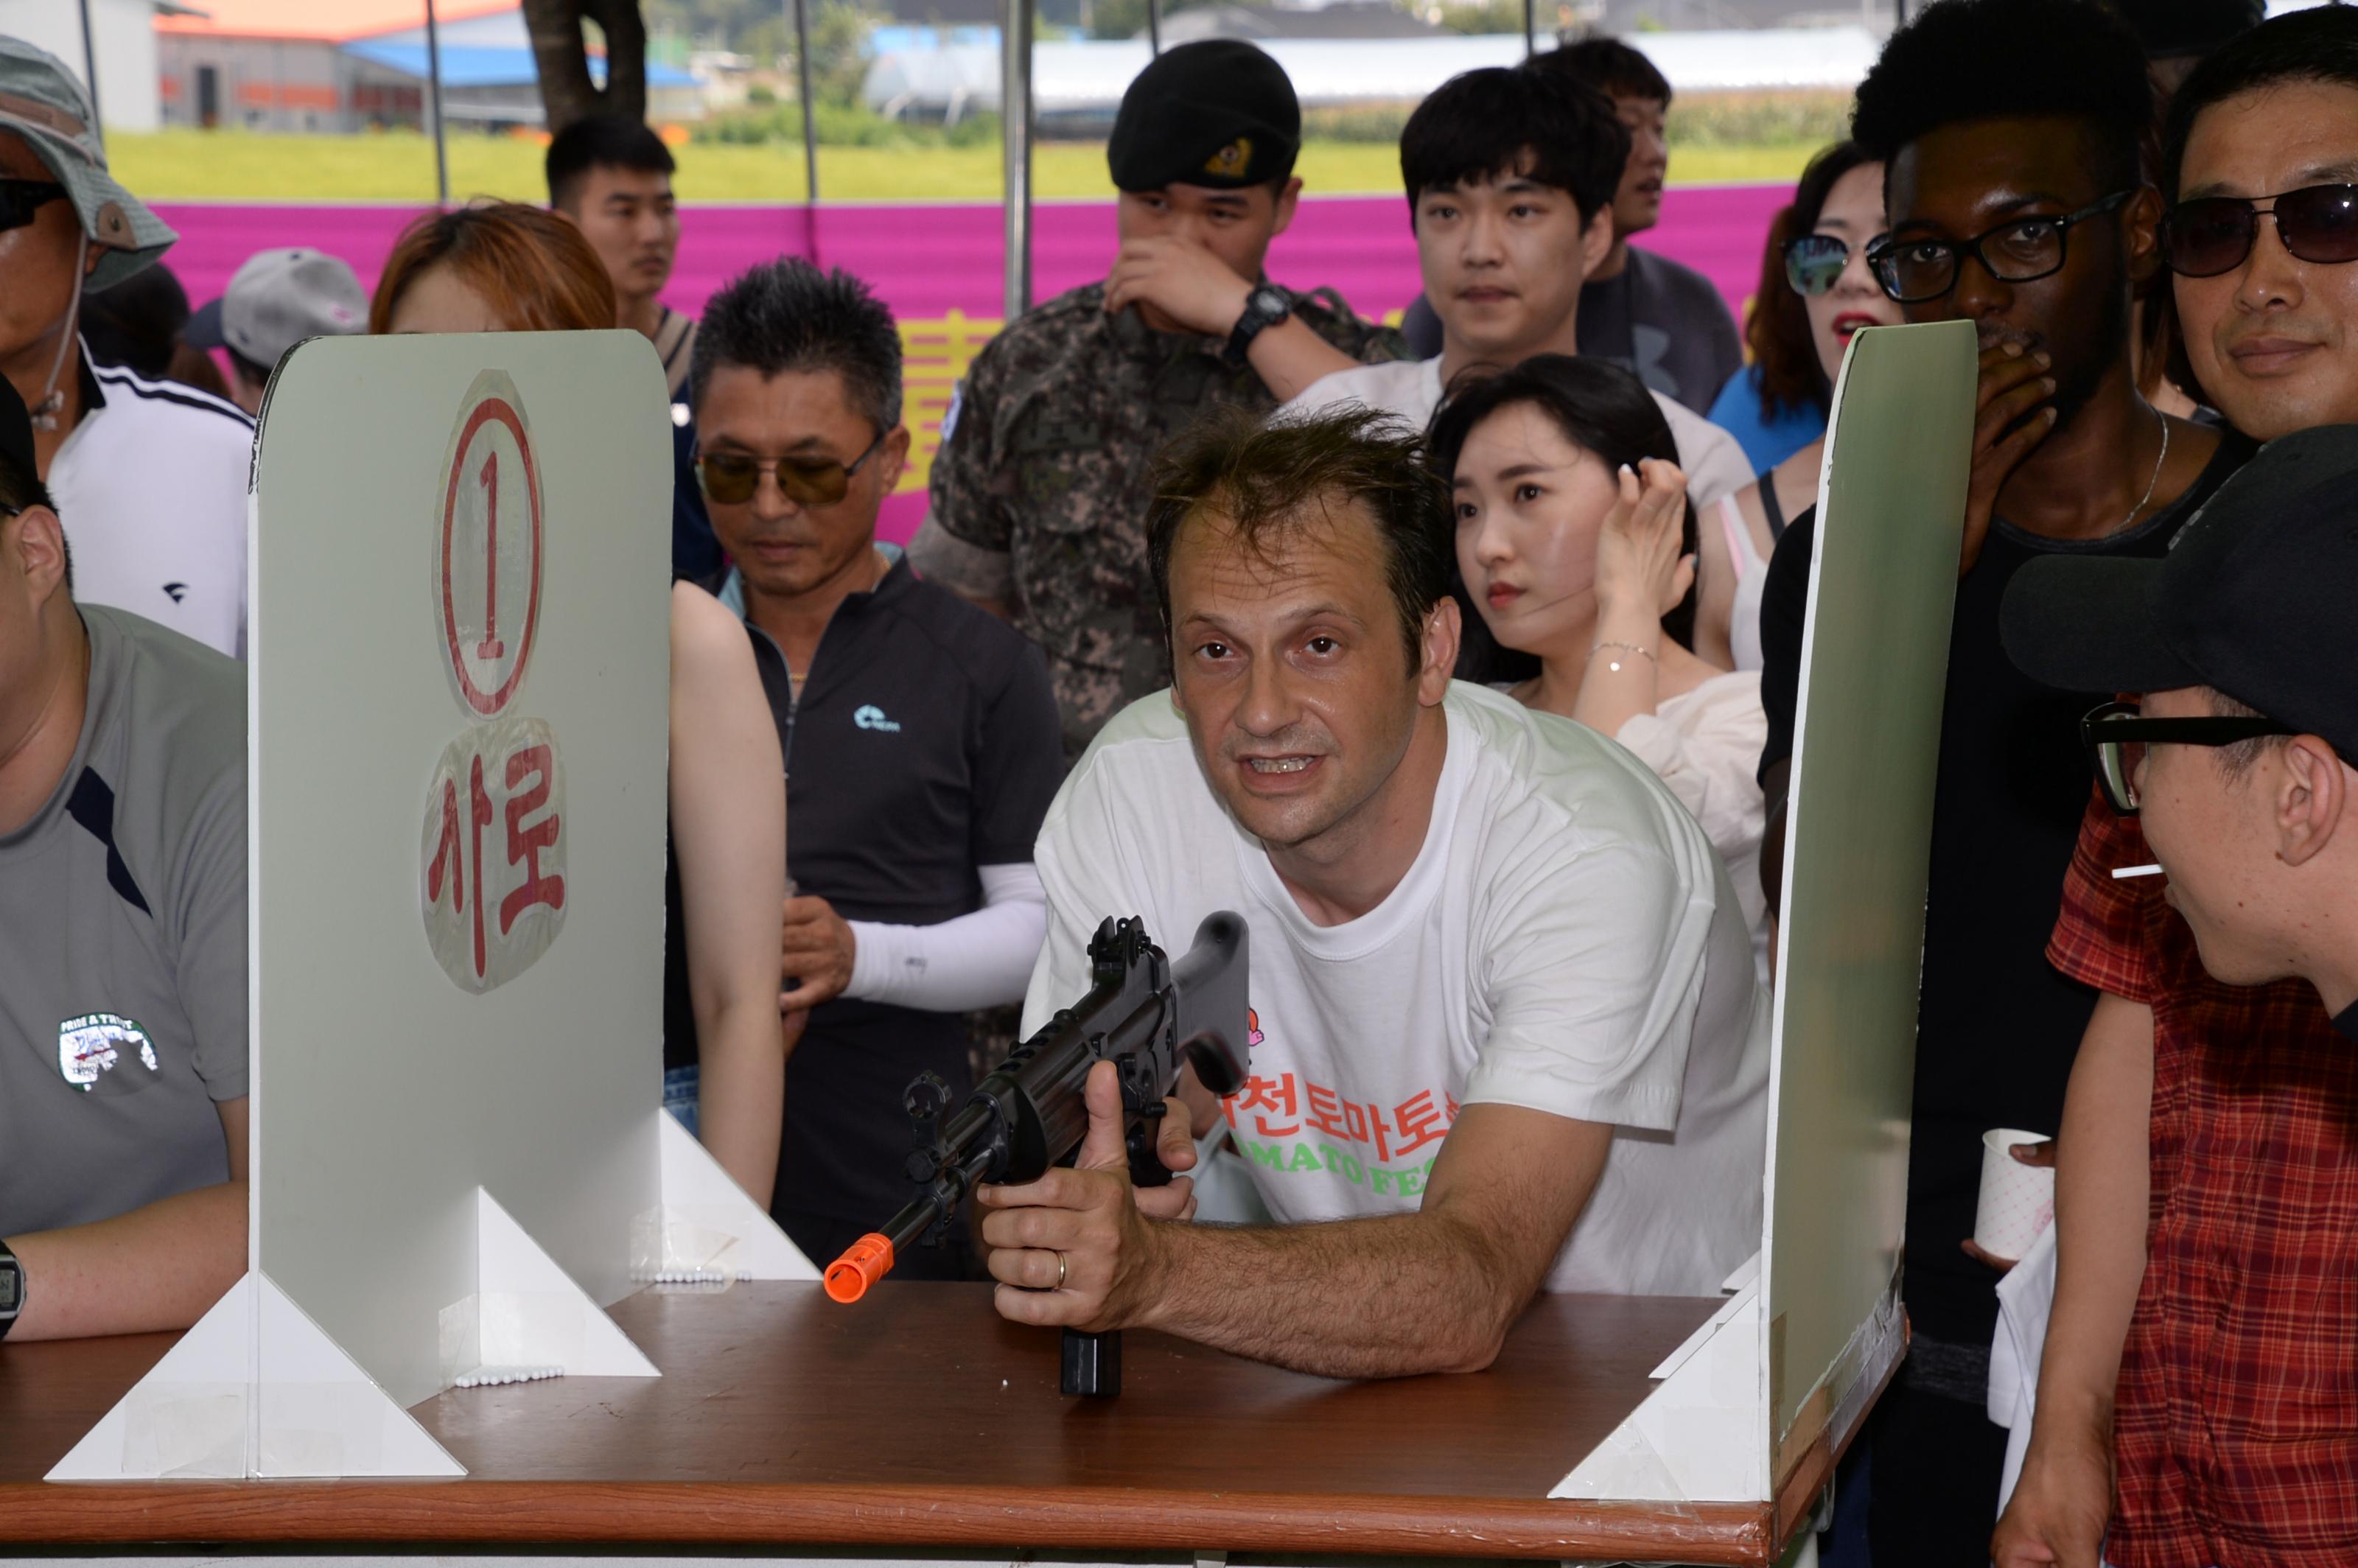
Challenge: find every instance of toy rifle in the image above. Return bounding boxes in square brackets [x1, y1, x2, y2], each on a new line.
[823, 911, 1251, 1397]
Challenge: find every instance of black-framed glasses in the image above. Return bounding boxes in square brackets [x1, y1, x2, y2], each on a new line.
[0, 178, 66, 235]
[695, 427, 886, 508]
[1866, 191, 2135, 304]
[2159, 183, 2358, 278]
[1783, 232, 1876, 297]
[2080, 700, 2297, 815]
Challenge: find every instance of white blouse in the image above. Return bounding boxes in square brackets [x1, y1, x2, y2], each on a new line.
[1613, 670, 1771, 982]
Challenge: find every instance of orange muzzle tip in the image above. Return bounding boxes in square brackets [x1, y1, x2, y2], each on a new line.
[824, 1233, 895, 1303]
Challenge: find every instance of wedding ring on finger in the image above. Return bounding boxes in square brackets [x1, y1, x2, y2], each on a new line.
[1054, 1250, 1069, 1290]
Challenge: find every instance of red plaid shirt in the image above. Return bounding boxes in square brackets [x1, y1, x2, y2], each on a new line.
[2050, 791, 2358, 1568]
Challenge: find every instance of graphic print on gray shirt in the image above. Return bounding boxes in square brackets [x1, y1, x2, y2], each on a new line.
[0, 605, 247, 1236]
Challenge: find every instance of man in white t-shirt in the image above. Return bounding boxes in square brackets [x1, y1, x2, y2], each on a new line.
[975, 406, 1766, 1378]
[1280, 60, 1751, 510]
[1, 41, 252, 659]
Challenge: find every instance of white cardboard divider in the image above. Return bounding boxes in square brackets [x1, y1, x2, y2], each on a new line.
[47, 1275, 253, 1480]
[442, 1187, 664, 1389]
[1548, 321, 1978, 1508]
[648, 1110, 822, 1283]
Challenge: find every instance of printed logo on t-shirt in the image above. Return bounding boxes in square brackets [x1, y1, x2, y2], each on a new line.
[1220, 1012, 1458, 1200]
[853, 704, 903, 733]
[57, 1012, 161, 1094]
[162, 581, 189, 603]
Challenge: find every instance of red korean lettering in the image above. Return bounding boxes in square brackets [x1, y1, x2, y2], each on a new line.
[1392, 1088, 1452, 1158]
[1304, 1080, 1353, 1141]
[1227, 1072, 1300, 1138]
[499, 742, 565, 935]
[469, 754, 492, 980]
[427, 778, 464, 914]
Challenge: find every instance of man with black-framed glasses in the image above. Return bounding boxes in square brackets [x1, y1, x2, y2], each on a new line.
[1993, 10, 2358, 1567]
[683, 259, 1063, 1273]
[1749, 0, 2256, 1558]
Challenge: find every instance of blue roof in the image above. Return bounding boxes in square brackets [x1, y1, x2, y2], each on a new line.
[341, 41, 696, 90]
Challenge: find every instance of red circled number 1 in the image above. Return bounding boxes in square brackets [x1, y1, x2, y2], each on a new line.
[476, 448, 505, 662]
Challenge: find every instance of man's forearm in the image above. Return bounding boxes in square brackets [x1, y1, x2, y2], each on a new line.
[1139, 1208, 1529, 1378]
[697, 1000, 785, 1208]
[1245, 316, 1360, 404]
[2030, 993, 2155, 1449]
[4, 1180, 248, 1342]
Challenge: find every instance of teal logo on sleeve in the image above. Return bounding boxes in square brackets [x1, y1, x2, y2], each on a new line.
[57, 1013, 160, 1093]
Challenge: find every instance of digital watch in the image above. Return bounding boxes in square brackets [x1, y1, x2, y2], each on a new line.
[0, 1239, 21, 1340]
[1222, 285, 1293, 369]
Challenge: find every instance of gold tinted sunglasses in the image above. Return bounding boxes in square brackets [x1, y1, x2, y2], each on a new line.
[695, 429, 886, 507]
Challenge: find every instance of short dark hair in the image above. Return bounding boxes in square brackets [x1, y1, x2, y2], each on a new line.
[1851, 0, 2150, 195]
[2162, 4, 2358, 200]
[1542, 36, 1671, 108]
[692, 258, 903, 429]
[1428, 354, 1698, 683]
[1399, 62, 1628, 225]
[1147, 405, 1452, 673]
[545, 115, 677, 210]
[0, 451, 67, 593]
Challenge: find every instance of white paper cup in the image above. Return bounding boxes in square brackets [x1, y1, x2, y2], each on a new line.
[1973, 1127, 2056, 1262]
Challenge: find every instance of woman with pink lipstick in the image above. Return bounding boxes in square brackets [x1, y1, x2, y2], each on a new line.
[1698, 143, 1902, 673]
[1435, 355, 1770, 977]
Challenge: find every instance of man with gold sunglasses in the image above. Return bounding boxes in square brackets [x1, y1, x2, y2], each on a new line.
[685, 259, 1065, 1278]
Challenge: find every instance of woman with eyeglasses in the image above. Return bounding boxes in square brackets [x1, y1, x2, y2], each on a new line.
[372, 203, 792, 1211]
[1696, 143, 1902, 673]
[1437, 355, 1772, 981]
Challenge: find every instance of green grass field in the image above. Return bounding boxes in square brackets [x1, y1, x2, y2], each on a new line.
[109, 127, 1816, 204]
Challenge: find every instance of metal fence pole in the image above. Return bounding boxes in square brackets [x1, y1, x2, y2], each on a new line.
[1001, 0, 1032, 319]
[793, 0, 819, 208]
[424, 0, 449, 206]
[1522, 0, 1535, 57]
[1146, 0, 1160, 55]
[77, 0, 104, 148]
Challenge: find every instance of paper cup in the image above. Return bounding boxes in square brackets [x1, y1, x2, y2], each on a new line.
[1973, 1127, 2056, 1262]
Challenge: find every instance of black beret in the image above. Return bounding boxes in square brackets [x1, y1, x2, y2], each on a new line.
[1107, 40, 1301, 193]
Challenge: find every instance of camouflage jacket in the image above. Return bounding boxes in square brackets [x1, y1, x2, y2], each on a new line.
[923, 280, 1404, 762]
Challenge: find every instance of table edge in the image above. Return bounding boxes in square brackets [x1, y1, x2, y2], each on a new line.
[3, 1480, 1775, 1564]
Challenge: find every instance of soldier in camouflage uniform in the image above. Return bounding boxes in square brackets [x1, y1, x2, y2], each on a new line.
[911, 40, 1406, 762]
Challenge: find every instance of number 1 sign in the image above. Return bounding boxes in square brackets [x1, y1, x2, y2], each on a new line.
[421, 370, 568, 993]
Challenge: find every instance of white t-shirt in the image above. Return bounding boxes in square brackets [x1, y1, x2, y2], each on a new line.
[1614, 671, 1770, 983]
[1023, 681, 1769, 1297]
[1281, 356, 1755, 511]
[49, 347, 254, 659]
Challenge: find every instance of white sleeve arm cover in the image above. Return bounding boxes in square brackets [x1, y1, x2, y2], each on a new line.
[843, 862, 1049, 1012]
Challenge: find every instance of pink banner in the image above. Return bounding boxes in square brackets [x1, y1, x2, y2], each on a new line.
[150, 183, 1789, 542]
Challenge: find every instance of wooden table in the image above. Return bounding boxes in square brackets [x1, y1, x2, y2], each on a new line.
[1, 1283, 1827, 1564]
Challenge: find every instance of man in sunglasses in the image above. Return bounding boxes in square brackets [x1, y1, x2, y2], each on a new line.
[1995, 11, 2358, 1567]
[1750, 1, 2254, 1558]
[685, 259, 1064, 1277]
[912, 41, 1404, 765]
[0, 38, 252, 660]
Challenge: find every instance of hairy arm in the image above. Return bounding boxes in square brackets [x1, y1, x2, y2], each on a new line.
[6, 1097, 248, 1342]
[979, 1078, 1612, 1379]
[670, 583, 788, 1205]
[1991, 992, 2153, 1568]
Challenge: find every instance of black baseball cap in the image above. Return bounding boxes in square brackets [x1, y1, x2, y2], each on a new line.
[2001, 424, 2358, 760]
[0, 376, 36, 500]
[1107, 40, 1300, 194]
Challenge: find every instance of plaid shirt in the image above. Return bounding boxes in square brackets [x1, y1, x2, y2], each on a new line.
[2050, 791, 2358, 1568]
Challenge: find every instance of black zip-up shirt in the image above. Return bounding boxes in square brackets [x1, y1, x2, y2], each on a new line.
[663, 556, 1063, 1241]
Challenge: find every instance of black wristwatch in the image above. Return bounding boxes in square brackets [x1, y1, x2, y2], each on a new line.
[1222, 284, 1293, 368]
[0, 1239, 21, 1340]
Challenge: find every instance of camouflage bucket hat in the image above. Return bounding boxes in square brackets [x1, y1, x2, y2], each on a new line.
[0, 37, 175, 291]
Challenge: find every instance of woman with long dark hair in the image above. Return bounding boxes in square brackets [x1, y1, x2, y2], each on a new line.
[1436, 355, 1769, 976]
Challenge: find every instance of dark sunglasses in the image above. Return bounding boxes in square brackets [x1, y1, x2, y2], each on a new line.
[695, 428, 886, 508]
[1783, 232, 1873, 297]
[0, 178, 67, 234]
[2080, 700, 2298, 816]
[2159, 183, 2358, 277]
[1866, 190, 2134, 304]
